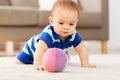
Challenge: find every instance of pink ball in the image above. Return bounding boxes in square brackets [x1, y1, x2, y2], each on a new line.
[42, 48, 68, 72]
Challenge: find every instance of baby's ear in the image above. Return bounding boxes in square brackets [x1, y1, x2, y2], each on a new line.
[49, 16, 53, 26]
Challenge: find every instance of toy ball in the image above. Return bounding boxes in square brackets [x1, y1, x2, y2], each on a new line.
[42, 48, 68, 72]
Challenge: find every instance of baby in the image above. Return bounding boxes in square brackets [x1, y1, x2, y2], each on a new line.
[15, 0, 96, 70]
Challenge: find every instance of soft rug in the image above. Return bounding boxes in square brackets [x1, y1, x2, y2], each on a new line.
[0, 53, 120, 80]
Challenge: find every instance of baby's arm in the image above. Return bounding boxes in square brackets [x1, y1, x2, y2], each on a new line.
[34, 40, 48, 70]
[75, 41, 96, 68]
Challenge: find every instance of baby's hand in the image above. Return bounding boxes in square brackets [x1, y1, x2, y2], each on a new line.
[82, 64, 96, 68]
[35, 65, 44, 71]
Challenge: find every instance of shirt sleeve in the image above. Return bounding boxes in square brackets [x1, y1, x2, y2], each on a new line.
[37, 32, 53, 47]
[72, 32, 82, 47]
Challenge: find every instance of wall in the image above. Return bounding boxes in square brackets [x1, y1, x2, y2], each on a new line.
[39, 0, 56, 10]
[109, 0, 120, 49]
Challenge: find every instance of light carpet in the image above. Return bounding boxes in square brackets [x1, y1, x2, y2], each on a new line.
[0, 53, 120, 80]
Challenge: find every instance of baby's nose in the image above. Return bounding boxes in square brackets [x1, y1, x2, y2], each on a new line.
[64, 24, 69, 29]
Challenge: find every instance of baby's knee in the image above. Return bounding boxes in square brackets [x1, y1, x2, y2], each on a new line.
[15, 58, 23, 64]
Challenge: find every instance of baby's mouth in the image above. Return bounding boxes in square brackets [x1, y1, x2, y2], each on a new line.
[63, 31, 68, 34]
[63, 32, 68, 34]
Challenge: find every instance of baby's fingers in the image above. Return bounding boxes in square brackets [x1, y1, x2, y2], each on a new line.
[35, 65, 44, 71]
[36, 67, 44, 71]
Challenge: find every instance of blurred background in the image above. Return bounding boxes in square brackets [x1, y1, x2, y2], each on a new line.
[0, 0, 119, 56]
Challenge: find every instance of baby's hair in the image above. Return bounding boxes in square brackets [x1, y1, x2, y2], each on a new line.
[51, 0, 80, 18]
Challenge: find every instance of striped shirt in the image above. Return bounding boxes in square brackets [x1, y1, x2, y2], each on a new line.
[16, 25, 82, 64]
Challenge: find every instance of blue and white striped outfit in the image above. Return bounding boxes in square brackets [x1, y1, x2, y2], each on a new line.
[16, 25, 82, 64]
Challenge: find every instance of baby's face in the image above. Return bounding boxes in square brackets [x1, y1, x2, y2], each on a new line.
[50, 7, 78, 40]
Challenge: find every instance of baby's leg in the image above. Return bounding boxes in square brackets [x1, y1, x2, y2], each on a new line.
[15, 58, 23, 64]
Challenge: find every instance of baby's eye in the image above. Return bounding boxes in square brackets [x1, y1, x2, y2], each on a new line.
[59, 22, 64, 25]
[69, 23, 74, 26]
